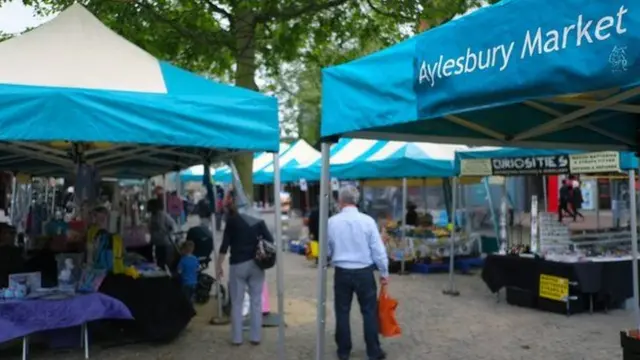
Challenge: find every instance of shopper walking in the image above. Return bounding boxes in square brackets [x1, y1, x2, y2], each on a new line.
[216, 197, 272, 346]
[328, 185, 388, 360]
[571, 178, 585, 221]
[558, 179, 574, 222]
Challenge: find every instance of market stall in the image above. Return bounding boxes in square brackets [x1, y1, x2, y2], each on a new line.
[284, 138, 486, 273]
[456, 147, 640, 314]
[315, 0, 640, 358]
[0, 3, 284, 358]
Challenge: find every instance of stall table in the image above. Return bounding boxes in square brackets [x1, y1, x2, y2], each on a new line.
[0, 293, 132, 359]
[482, 254, 636, 315]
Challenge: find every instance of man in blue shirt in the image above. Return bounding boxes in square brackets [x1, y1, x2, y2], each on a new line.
[328, 186, 389, 360]
[177, 241, 199, 304]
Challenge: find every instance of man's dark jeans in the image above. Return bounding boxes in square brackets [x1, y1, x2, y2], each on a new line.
[334, 265, 382, 360]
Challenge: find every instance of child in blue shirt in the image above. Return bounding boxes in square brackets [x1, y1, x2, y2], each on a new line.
[177, 240, 199, 304]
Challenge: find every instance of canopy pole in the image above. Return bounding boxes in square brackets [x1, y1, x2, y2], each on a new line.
[315, 142, 331, 360]
[162, 174, 168, 213]
[594, 179, 600, 230]
[273, 153, 286, 360]
[10, 175, 16, 226]
[400, 177, 408, 275]
[629, 168, 639, 332]
[443, 176, 459, 296]
[50, 180, 56, 215]
[483, 177, 500, 241]
[176, 171, 182, 228]
[542, 176, 548, 211]
[499, 179, 508, 253]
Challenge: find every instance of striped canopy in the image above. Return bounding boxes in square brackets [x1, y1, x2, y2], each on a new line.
[214, 143, 290, 183]
[179, 165, 217, 183]
[254, 140, 320, 184]
[286, 138, 466, 181]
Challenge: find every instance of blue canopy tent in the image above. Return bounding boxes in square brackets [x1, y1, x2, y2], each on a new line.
[313, 0, 640, 352]
[287, 138, 464, 181]
[0, 4, 279, 178]
[254, 140, 320, 184]
[214, 143, 290, 183]
[0, 4, 287, 355]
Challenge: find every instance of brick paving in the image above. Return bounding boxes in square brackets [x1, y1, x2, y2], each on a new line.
[7, 213, 630, 360]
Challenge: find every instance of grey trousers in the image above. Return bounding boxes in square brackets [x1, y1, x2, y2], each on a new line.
[229, 259, 265, 344]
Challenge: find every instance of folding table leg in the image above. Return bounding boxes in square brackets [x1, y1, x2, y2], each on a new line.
[22, 335, 29, 360]
[82, 322, 89, 359]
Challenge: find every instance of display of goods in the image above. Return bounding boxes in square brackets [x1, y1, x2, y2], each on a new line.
[383, 224, 477, 261]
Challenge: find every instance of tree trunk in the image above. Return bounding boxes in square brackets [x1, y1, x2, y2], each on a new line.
[232, 10, 259, 201]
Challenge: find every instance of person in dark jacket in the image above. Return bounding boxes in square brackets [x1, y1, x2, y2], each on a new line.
[558, 179, 574, 222]
[405, 202, 418, 226]
[216, 200, 273, 346]
[571, 179, 585, 221]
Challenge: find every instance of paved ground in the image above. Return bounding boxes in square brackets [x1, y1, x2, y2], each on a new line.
[5, 213, 632, 360]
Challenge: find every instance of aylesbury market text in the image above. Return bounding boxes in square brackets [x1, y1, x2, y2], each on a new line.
[491, 155, 569, 176]
[418, 6, 629, 87]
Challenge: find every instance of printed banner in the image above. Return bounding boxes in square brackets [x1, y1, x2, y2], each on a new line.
[568, 151, 620, 174]
[539, 274, 569, 302]
[459, 159, 492, 176]
[460, 151, 621, 176]
[491, 155, 569, 175]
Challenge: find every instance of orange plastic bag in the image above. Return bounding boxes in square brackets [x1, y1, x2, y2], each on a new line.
[378, 285, 401, 337]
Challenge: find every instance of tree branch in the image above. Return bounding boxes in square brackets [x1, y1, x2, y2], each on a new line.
[256, 0, 350, 23]
[132, 0, 235, 50]
[365, 0, 414, 21]
[202, 0, 232, 19]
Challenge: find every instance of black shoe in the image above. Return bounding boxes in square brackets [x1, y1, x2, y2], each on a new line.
[371, 351, 387, 360]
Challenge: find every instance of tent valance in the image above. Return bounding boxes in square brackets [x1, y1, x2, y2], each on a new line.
[321, 0, 640, 152]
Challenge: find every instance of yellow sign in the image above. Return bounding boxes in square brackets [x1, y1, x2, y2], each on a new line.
[539, 274, 569, 301]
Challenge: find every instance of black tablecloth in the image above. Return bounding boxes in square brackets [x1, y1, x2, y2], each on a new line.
[482, 255, 636, 312]
[98, 275, 195, 343]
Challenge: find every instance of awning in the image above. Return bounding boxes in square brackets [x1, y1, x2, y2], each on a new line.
[0, 4, 279, 177]
[321, 0, 639, 151]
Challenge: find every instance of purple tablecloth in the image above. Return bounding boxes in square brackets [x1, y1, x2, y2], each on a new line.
[0, 293, 133, 343]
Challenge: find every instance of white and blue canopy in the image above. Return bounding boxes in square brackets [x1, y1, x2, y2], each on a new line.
[287, 138, 465, 181]
[214, 143, 290, 183]
[0, 4, 279, 178]
[179, 165, 217, 183]
[254, 140, 320, 184]
[321, 0, 640, 152]
[455, 147, 639, 176]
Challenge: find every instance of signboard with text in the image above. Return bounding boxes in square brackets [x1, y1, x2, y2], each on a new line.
[460, 151, 621, 176]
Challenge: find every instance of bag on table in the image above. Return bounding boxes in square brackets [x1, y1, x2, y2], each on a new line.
[378, 285, 401, 338]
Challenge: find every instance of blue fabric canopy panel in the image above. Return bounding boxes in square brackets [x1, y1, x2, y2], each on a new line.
[321, 0, 640, 152]
[0, 4, 280, 177]
[286, 138, 465, 181]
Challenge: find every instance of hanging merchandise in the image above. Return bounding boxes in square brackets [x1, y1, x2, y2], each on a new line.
[75, 164, 101, 207]
[330, 178, 339, 191]
[299, 179, 308, 192]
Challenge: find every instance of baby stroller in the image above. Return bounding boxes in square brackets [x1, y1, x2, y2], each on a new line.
[186, 224, 213, 270]
[186, 224, 217, 304]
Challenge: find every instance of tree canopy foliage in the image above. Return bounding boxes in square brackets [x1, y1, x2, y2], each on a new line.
[8, 0, 496, 196]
